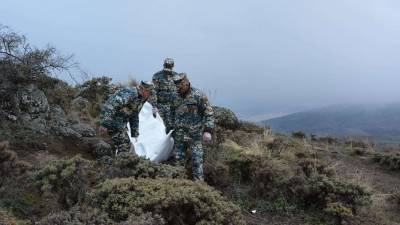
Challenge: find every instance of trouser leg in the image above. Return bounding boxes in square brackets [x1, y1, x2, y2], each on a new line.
[109, 128, 131, 155]
[158, 104, 173, 133]
[174, 142, 186, 166]
[190, 140, 204, 181]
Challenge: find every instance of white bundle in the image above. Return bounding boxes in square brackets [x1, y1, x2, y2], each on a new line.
[127, 102, 174, 162]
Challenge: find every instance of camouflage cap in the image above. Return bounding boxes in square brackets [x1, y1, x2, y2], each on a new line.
[173, 73, 187, 83]
[140, 80, 154, 89]
[163, 58, 174, 68]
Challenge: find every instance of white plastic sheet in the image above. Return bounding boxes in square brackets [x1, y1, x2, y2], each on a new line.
[127, 102, 174, 162]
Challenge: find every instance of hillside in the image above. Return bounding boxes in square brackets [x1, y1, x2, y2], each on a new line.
[3, 27, 400, 225]
[263, 104, 400, 142]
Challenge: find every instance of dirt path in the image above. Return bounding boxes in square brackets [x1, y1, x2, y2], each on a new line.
[325, 150, 400, 194]
[325, 148, 400, 225]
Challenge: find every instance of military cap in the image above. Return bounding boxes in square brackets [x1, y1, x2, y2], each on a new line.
[163, 58, 174, 67]
[173, 73, 187, 83]
[140, 80, 154, 89]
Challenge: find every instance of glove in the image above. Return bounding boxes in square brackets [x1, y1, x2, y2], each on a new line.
[152, 107, 158, 118]
[202, 132, 212, 143]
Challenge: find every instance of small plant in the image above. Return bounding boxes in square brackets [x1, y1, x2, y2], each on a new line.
[292, 130, 306, 139]
[324, 202, 354, 222]
[373, 152, 400, 170]
[35, 155, 96, 208]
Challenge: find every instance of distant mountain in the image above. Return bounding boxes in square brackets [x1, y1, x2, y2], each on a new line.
[263, 103, 400, 142]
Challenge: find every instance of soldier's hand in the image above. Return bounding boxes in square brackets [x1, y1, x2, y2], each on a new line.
[99, 126, 108, 136]
[152, 107, 158, 118]
[132, 137, 138, 143]
[203, 132, 212, 143]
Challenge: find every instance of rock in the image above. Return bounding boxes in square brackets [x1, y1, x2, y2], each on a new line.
[49, 105, 68, 127]
[212, 106, 239, 129]
[71, 96, 89, 111]
[53, 126, 82, 139]
[92, 139, 112, 157]
[15, 84, 49, 118]
[71, 123, 96, 137]
[28, 118, 48, 134]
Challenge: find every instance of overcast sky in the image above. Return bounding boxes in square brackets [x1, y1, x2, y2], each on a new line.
[1, 0, 400, 119]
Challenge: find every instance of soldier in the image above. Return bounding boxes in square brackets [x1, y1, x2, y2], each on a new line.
[172, 73, 214, 181]
[99, 81, 153, 155]
[149, 58, 179, 133]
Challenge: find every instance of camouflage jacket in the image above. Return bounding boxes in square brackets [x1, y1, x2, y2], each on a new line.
[149, 69, 179, 108]
[174, 87, 215, 138]
[100, 87, 145, 137]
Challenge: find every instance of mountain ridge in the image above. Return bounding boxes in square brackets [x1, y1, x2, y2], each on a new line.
[263, 103, 400, 142]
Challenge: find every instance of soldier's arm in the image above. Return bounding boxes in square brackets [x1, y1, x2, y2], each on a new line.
[129, 114, 139, 137]
[147, 76, 158, 108]
[99, 95, 121, 128]
[199, 93, 215, 132]
[147, 85, 158, 108]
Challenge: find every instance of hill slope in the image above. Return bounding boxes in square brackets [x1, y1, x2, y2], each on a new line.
[263, 103, 400, 141]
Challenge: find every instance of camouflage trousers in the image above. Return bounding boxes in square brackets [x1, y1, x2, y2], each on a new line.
[108, 127, 131, 155]
[174, 136, 204, 181]
[158, 103, 174, 133]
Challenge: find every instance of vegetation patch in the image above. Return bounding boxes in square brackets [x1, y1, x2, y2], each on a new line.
[373, 152, 400, 170]
[106, 153, 186, 179]
[90, 178, 245, 225]
[35, 155, 97, 208]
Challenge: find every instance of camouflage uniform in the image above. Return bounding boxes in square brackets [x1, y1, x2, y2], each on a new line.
[100, 87, 146, 154]
[149, 69, 179, 132]
[173, 87, 214, 181]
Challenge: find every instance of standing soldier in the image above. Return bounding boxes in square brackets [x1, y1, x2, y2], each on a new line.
[149, 58, 179, 133]
[172, 73, 214, 181]
[99, 81, 153, 155]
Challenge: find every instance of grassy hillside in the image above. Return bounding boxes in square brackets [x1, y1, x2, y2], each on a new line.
[3, 27, 400, 225]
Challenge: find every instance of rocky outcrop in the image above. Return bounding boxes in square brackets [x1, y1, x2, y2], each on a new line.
[15, 84, 49, 118]
[212, 106, 239, 129]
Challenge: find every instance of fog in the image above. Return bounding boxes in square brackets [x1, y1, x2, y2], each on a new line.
[2, 0, 400, 119]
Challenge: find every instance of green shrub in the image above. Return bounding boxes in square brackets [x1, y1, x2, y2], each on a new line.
[324, 202, 353, 218]
[252, 159, 293, 199]
[37, 207, 111, 225]
[293, 175, 371, 214]
[117, 213, 166, 225]
[292, 131, 306, 139]
[0, 208, 30, 225]
[373, 152, 400, 170]
[106, 153, 186, 179]
[90, 178, 245, 225]
[297, 158, 335, 178]
[237, 121, 265, 134]
[315, 136, 338, 145]
[35, 156, 97, 208]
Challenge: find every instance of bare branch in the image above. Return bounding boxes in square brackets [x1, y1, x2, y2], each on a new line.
[0, 25, 79, 81]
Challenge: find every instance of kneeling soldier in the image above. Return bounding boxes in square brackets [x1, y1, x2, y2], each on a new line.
[172, 73, 214, 181]
[99, 81, 153, 155]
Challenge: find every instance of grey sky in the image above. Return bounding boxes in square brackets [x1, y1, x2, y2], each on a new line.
[1, 0, 400, 118]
